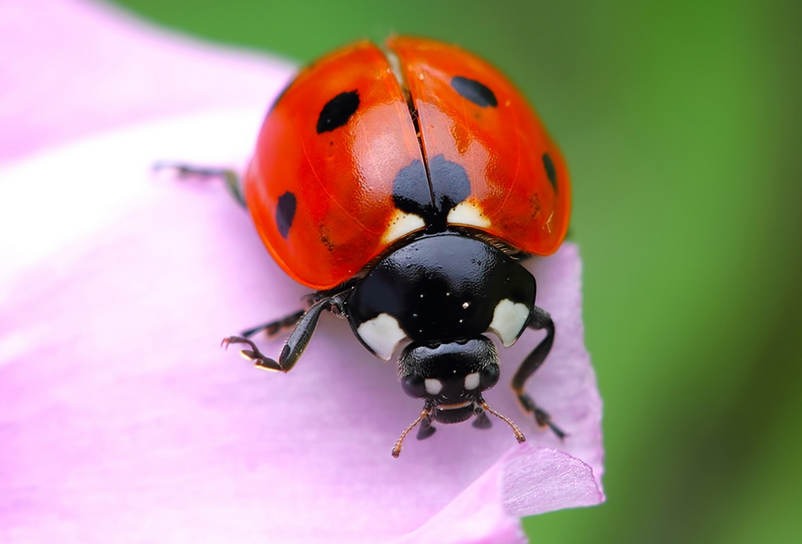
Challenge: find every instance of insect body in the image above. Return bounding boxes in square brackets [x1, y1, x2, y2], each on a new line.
[173, 37, 571, 456]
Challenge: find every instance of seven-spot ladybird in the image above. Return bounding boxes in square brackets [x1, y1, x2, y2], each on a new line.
[164, 37, 570, 457]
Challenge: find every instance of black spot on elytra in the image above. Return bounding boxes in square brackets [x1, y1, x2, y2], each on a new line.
[316, 91, 360, 134]
[392, 155, 472, 231]
[392, 160, 432, 217]
[451, 76, 497, 108]
[276, 191, 296, 238]
[428, 155, 471, 212]
[542, 153, 557, 191]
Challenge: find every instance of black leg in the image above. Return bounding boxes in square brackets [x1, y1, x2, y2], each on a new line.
[416, 413, 436, 440]
[511, 305, 566, 439]
[472, 407, 493, 429]
[153, 161, 246, 207]
[223, 298, 332, 372]
[241, 310, 304, 340]
[241, 281, 358, 340]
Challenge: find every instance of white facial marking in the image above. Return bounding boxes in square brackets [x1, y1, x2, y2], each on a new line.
[447, 201, 491, 228]
[424, 378, 443, 395]
[488, 299, 530, 347]
[382, 209, 426, 245]
[464, 372, 480, 391]
[356, 313, 406, 361]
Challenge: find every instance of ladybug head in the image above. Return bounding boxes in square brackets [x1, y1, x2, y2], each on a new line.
[390, 335, 525, 456]
[399, 337, 499, 419]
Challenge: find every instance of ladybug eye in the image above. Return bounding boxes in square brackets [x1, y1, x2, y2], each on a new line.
[479, 363, 500, 391]
[401, 374, 426, 399]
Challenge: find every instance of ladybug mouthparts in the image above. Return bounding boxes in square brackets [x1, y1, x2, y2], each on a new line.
[390, 397, 526, 458]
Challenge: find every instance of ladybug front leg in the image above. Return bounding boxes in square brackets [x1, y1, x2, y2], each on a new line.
[224, 297, 334, 372]
[511, 305, 566, 439]
[152, 161, 245, 207]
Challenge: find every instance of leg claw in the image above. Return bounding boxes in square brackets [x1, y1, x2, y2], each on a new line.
[221, 336, 282, 371]
[517, 392, 567, 440]
[534, 407, 567, 440]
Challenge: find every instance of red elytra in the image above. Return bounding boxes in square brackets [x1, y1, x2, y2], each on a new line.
[245, 36, 570, 290]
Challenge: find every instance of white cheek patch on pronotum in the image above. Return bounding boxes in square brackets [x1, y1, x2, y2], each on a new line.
[424, 378, 443, 395]
[446, 201, 491, 229]
[464, 372, 480, 391]
[381, 209, 426, 245]
[356, 313, 407, 361]
[488, 299, 530, 347]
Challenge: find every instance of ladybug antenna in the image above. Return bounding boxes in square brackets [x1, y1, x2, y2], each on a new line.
[480, 400, 527, 443]
[391, 406, 432, 458]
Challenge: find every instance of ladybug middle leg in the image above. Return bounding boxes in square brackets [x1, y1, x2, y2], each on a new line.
[152, 162, 245, 207]
[240, 310, 305, 340]
[224, 296, 344, 373]
[511, 305, 566, 439]
[235, 278, 360, 341]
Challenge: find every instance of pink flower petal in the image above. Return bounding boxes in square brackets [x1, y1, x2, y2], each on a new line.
[0, 0, 293, 162]
[0, 1, 604, 542]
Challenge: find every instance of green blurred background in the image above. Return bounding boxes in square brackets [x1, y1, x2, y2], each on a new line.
[105, 0, 801, 541]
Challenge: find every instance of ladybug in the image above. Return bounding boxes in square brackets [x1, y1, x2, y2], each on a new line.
[164, 37, 570, 457]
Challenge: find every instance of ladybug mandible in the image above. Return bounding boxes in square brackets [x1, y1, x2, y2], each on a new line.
[168, 37, 570, 457]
